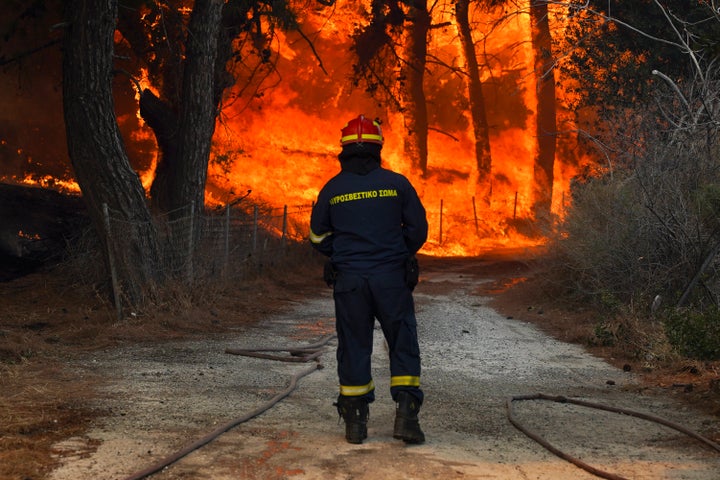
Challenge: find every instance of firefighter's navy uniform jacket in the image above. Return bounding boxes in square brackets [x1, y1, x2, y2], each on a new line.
[310, 148, 428, 404]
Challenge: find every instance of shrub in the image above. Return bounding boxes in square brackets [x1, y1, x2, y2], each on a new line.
[663, 308, 720, 360]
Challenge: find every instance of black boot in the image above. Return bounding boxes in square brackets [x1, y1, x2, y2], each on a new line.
[335, 396, 369, 444]
[393, 391, 425, 444]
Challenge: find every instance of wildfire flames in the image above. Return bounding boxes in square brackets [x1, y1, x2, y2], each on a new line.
[1, 2, 593, 257]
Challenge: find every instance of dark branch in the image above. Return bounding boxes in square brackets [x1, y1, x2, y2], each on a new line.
[295, 25, 328, 75]
[0, 39, 61, 67]
[428, 126, 460, 142]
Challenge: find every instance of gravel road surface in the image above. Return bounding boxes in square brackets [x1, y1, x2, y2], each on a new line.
[49, 258, 720, 479]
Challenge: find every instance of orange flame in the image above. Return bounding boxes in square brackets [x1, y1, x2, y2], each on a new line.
[205, 3, 590, 256]
[0, 2, 594, 258]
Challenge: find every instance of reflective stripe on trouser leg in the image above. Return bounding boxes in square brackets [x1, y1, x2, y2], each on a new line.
[390, 375, 420, 388]
[339, 380, 375, 397]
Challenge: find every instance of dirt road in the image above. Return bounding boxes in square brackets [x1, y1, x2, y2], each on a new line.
[49, 258, 720, 479]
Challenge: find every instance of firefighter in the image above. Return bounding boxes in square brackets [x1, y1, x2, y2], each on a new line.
[309, 115, 428, 444]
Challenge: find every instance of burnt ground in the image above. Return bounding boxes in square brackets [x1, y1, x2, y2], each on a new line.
[1, 248, 719, 479]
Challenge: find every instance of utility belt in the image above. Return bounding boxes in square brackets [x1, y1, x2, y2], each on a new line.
[324, 255, 419, 291]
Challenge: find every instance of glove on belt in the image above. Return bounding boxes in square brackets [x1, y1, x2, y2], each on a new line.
[405, 255, 419, 290]
[323, 260, 337, 287]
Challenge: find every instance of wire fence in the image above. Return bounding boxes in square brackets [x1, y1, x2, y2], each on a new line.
[101, 192, 550, 318]
[103, 201, 314, 319]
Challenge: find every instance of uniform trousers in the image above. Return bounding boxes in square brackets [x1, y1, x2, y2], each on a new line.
[332, 268, 423, 404]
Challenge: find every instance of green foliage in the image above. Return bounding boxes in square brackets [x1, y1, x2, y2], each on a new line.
[693, 184, 720, 231]
[591, 321, 616, 347]
[664, 308, 720, 360]
[598, 289, 622, 311]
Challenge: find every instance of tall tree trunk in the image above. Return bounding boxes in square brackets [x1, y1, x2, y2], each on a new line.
[530, 0, 557, 221]
[117, 1, 184, 213]
[165, 0, 223, 216]
[136, 0, 224, 217]
[63, 0, 160, 304]
[400, 0, 430, 176]
[455, 0, 493, 189]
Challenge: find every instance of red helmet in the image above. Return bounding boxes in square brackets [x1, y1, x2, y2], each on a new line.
[340, 115, 383, 146]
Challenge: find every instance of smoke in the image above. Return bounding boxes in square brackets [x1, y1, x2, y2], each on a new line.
[0, 50, 68, 180]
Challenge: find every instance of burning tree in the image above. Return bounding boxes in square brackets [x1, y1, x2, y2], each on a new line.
[455, 0, 492, 188]
[351, 0, 563, 224]
[60, 0, 313, 305]
[350, 1, 436, 176]
[529, 0, 557, 222]
[116, 0, 301, 216]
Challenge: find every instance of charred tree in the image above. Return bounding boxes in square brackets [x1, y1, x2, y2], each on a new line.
[350, 1, 431, 176]
[158, 0, 223, 216]
[62, 0, 160, 303]
[399, 1, 431, 175]
[455, 0, 492, 187]
[530, 0, 557, 221]
[118, 0, 294, 215]
[119, 0, 222, 215]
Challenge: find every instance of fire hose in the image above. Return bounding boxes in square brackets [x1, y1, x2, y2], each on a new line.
[506, 393, 720, 480]
[121, 334, 336, 480]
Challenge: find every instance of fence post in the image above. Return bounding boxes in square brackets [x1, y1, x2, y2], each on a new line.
[439, 199, 443, 245]
[281, 205, 288, 250]
[102, 203, 122, 321]
[472, 196, 479, 236]
[224, 203, 230, 276]
[253, 205, 258, 252]
[513, 192, 518, 219]
[187, 201, 195, 281]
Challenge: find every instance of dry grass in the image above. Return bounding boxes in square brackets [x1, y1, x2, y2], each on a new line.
[0, 361, 100, 480]
[0, 243, 327, 480]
